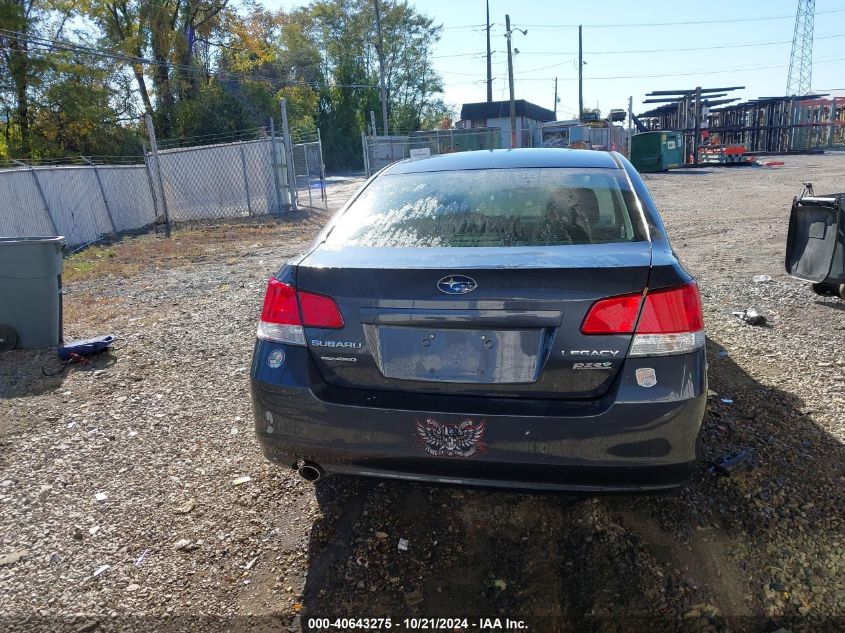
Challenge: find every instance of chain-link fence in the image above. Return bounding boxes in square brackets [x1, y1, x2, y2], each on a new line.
[363, 128, 502, 176]
[291, 131, 327, 210]
[0, 124, 314, 248]
[541, 123, 629, 153]
[150, 130, 291, 221]
[0, 158, 156, 247]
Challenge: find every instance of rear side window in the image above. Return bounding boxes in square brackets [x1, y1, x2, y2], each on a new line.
[326, 167, 646, 247]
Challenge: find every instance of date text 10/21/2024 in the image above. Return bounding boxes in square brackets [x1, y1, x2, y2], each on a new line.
[306, 617, 529, 630]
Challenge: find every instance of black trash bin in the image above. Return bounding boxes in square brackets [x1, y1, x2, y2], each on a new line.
[785, 192, 845, 299]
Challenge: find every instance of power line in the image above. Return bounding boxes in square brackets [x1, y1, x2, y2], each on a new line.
[0, 29, 381, 90]
[519, 7, 845, 29]
[441, 23, 488, 30]
[503, 55, 845, 82]
[431, 33, 845, 62]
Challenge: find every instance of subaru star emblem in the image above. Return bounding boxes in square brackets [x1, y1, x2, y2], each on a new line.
[437, 275, 477, 295]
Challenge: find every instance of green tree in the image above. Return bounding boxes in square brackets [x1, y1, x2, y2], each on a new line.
[0, 0, 139, 158]
[0, 0, 75, 156]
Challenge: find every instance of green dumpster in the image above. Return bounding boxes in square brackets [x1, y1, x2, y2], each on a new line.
[0, 236, 65, 351]
[630, 131, 684, 173]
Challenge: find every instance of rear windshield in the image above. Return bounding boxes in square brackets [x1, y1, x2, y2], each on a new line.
[325, 167, 646, 248]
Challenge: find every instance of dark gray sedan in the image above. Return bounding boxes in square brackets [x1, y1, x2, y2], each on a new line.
[250, 149, 706, 492]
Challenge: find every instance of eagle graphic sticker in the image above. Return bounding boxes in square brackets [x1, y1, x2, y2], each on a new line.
[416, 418, 488, 458]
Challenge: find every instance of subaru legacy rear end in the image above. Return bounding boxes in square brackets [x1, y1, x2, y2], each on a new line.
[250, 149, 706, 493]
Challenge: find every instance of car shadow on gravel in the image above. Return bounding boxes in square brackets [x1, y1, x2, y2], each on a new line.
[609, 337, 845, 633]
[299, 476, 685, 633]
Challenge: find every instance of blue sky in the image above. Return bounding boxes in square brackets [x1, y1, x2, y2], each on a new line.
[261, 0, 845, 120]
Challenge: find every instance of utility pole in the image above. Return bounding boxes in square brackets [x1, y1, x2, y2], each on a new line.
[486, 0, 493, 102]
[505, 14, 517, 148]
[553, 77, 558, 118]
[627, 95, 633, 156]
[578, 25, 583, 120]
[374, 0, 389, 135]
[692, 86, 702, 165]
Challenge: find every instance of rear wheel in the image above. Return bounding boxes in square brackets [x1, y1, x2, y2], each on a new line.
[811, 282, 838, 297]
[840, 284, 845, 300]
[0, 324, 19, 352]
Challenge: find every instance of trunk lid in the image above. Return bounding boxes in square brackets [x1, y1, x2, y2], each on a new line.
[296, 242, 651, 400]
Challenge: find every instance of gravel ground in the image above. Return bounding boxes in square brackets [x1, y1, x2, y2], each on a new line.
[1, 155, 844, 633]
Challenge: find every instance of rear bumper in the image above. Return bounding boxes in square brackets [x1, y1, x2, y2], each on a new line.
[251, 342, 707, 493]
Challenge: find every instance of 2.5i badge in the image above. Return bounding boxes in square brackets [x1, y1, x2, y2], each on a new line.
[416, 419, 487, 458]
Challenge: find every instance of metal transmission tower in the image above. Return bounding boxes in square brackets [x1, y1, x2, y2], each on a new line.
[786, 0, 815, 95]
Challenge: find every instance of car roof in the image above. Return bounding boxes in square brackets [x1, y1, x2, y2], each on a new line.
[384, 148, 621, 175]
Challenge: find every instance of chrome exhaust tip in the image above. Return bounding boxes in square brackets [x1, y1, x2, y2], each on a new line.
[296, 460, 323, 482]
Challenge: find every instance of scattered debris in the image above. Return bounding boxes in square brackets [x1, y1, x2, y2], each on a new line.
[245, 556, 259, 570]
[710, 449, 758, 476]
[716, 350, 729, 358]
[92, 565, 110, 577]
[733, 308, 768, 326]
[404, 589, 424, 606]
[88, 526, 100, 536]
[176, 499, 196, 514]
[94, 492, 108, 502]
[707, 389, 719, 397]
[374, 531, 388, 539]
[397, 538, 409, 551]
[493, 579, 507, 590]
[173, 539, 193, 551]
[134, 549, 150, 567]
[721, 398, 734, 404]
[232, 476, 252, 486]
[125, 583, 141, 592]
[355, 556, 368, 567]
[0, 549, 29, 566]
[752, 274, 772, 283]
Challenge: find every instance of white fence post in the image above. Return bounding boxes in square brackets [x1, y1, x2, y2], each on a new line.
[316, 128, 327, 208]
[144, 115, 171, 237]
[361, 132, 370, 177]
[268, 119, 284, 214]
[279, 98, 298, 213]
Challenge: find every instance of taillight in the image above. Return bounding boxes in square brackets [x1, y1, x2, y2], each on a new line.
[636, 283, 703, 334]
[581, 282, 704, 357]
[259, 278, 300, 325]
[299, 291, 344, 329]
[580, 293, 643, 334]
[256, 278, 344, 345]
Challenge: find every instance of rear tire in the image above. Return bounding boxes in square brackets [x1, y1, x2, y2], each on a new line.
[839, 284, 845, 301]
[0, 325, 19, 352]
[811, 282, 838, 297]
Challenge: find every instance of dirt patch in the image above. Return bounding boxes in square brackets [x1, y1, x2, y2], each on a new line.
[62, 212, 332, 284]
